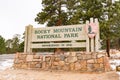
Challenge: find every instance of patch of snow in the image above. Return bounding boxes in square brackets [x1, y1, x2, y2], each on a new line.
[0, 59, 13, 70]
[109, 60, 120, 70]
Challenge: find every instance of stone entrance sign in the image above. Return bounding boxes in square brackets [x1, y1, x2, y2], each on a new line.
[24, 18, 100, 53]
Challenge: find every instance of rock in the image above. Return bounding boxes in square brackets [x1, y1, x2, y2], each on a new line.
[36, 63, 42, 68]
[87, 59, 94, 64]
[104, 57, 111, 71]
[54, 57, 60, 61]
[80, 60, 87, 69]
[19, 54, 27, 60]
[45, 56, 51, 62]
[92, 53, 97, 59]
[86, 55, 92, 59]
[59, 61, 65, 66]
[15, 52, 20, 59]
[82, 55, 86, 59]
[97, 57, 103, 63]
[42, 62, 46, 69]
[33, 59, 41, 62]
[76, 53, 82, 57]
[63, 65, 69, 71]
[82, 54, 92, 60]
[56, 66, 62, 70]
[46, 62, 52, 69]
[59, 55, 65, 60]
[39, 59, 42, 61]
[81, 68, 87, 72]
[65, 58, 68, 62]
[14, 63, 22, 68]
[79, 51, 85, 54]
[40, 55, 43, 59]
[42, 56, 46, 61]
[14, 59, 20, 64]
[51, 65, 56, 69]
[21, 64, 28, 69]
[69, 63, 75, 70]
[26, 55, 33, 62]
[95, 68, 104, 72]
[74, 62, 81, 70]
[67, 57, 77, 63]
[100, 63, 104, 68]
[77, 53, 83, 60]
[93, 64, 100, 70]
[30, 64, 35, 68]
[17, 60, 24, 63]
[64, 52, 70, 57]
[22, 54, 27, 58]
[87, 64, 94, 72]
[77, 56, 83, 60]
[33, 55, 40, 59]
[97, 54, 105, 58]
[29, 62, 37, 68]
[53, 61, 59, 66]
[85, 52, 92, 54]
[70, 52, 76, 56]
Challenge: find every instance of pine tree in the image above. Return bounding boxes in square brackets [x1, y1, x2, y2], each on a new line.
[0, 35, 6, 54]
[35, 0, 68, 26]
[70, 0, 120, 56]
[35, 0, 120, 56]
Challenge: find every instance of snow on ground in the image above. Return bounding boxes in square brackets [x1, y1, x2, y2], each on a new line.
[109, 52, 120, 79]
[0, 59, 13, 70]
[0, 54, 14, 70]
[110, 52, 120, 70]
[110, 59, 120, 70]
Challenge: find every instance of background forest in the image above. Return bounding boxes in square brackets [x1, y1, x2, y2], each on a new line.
[0, 0, 120, 54]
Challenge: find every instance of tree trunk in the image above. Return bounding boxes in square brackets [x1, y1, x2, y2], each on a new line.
[54, 0, 64, 54]
[106, 39, 110, 57]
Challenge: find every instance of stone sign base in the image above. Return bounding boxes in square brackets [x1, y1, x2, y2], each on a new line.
[14, 52, 111, 73]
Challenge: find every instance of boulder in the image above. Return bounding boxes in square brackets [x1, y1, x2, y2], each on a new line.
[33, 55, 40, 59]
[70, 52, 76, 56]
[69, 63, 75, 70]
[87, 59, 94, 64]
[74, 62, 81, 70]
[26, 55, 33, 62]
[67, 57, 77, 63]
[59, 61, 65, 66]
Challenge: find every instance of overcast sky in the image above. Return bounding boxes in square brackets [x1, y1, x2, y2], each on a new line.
[0, 0, 119, 40]
[0, 0, 45, 40]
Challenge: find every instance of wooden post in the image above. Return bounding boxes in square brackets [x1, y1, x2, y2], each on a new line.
[90, 18, 94, 52]
[86, 20, 90, 52]
[95, 18, 100, 52]
[106, 39, 110, 57]
[91, 38, 94, 52]
[24, 26, 28, 53]
[24, 25, 33, 53]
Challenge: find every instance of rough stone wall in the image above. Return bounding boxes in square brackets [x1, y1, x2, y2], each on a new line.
[14, 52, 111, 73]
